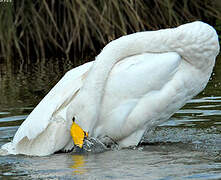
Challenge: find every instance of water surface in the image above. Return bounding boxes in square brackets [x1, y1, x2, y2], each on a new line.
[0, 56, 221, 179]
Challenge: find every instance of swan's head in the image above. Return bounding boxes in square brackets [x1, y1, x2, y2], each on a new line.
[70, 116, 88, 148]
[67, 90, 95, 148]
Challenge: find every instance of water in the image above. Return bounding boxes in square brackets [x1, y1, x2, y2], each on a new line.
[0, 56, 221, 179]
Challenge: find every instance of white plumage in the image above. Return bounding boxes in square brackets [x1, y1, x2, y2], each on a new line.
[1, 21, 219, 156]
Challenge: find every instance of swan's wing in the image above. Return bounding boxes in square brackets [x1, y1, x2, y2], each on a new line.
[100, 52, 183, 146]
[13, 62, 93, 145]
[102, 51, 181, 116]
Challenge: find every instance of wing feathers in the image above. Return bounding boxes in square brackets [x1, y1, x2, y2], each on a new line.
[13, 62, 93, 145]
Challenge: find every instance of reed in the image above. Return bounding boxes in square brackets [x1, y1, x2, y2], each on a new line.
[0, 0, 220, 63]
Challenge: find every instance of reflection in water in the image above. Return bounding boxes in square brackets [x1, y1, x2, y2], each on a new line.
[0, 55, 221, 179]
[71, 155, 87, 175]
[0, 59, 75, 109]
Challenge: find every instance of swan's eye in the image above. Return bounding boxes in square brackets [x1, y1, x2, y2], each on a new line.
[72, 117, 75, 122]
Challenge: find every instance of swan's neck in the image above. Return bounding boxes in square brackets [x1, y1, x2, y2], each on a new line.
[79, 21, 219, 133]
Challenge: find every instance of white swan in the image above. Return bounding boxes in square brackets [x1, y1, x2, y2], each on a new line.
[1, 21, 219, 156]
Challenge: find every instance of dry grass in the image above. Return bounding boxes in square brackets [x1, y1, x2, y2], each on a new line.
[0, 0, 220, 64]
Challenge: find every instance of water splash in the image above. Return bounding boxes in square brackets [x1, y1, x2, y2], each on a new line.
[71, 137, 109, 154]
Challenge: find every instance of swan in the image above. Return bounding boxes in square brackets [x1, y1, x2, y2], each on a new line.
[1, 21, 219, 156]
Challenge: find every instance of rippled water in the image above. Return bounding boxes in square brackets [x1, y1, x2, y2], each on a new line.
[0, 56, 221, 179]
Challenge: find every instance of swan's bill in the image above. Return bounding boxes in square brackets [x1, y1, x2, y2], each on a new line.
[70, 122, 88, 148]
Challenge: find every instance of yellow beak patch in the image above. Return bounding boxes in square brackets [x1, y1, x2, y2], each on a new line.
[70, 122, 88, 148]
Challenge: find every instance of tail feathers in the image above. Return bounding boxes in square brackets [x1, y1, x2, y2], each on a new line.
[0, 142, 17, 155]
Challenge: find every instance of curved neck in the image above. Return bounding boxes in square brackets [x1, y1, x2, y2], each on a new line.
[82, 30, 171, 100]
[79, 21, 219, 132]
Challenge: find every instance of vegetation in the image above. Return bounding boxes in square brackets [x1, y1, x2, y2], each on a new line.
[0, 0, 220, 64]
